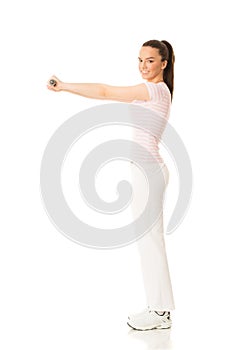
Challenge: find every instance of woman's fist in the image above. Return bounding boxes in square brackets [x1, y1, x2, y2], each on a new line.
[47, 75, 63, 91]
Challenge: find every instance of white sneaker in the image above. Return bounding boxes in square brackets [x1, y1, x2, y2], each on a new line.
[127, 309, 172, 331]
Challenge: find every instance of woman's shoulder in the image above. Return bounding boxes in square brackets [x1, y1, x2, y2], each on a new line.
[144, 81, 169, 92]
[143, 81, 171, 102]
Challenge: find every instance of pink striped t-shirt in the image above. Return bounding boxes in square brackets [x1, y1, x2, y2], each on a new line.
[130, 81, 171, 164]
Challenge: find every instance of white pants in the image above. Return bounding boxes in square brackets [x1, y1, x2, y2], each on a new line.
[129, 161, 175, 311]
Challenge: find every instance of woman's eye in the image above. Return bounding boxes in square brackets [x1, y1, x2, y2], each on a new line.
[138, 59, 153, 63]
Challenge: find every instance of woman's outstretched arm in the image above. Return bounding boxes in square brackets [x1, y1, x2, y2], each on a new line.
[47, 75, 150, 102]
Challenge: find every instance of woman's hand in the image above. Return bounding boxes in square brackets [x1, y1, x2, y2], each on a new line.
[47, 75, 63, 92]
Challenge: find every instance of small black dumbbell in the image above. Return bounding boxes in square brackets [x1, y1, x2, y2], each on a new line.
[49, 79, 57, 87]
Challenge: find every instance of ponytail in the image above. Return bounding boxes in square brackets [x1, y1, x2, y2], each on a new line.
[161, 40, 175, 100]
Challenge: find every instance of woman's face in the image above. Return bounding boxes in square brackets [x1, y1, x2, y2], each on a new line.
[138, 46, 167, 81]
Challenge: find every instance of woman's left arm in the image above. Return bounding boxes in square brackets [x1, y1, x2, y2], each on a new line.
[47, 75, 150, 102]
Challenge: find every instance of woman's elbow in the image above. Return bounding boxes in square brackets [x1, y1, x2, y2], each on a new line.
[101, 84, 110, 99]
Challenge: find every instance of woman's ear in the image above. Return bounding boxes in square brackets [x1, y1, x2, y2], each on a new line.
[161, 60, 168, 70]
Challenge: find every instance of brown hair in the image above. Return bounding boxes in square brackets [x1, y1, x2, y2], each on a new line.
[142, 39, 175, 100]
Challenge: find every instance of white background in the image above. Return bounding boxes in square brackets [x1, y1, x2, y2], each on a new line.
[1, 0, 233, 349]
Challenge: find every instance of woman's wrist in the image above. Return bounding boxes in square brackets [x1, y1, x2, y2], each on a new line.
[60, 82, 67, 91]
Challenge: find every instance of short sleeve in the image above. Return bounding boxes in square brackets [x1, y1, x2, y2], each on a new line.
[144, 82, 167, 102]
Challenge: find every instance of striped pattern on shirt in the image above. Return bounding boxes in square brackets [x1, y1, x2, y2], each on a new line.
[130, 81, 171, 164]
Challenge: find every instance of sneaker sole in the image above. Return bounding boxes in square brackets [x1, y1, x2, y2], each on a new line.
[127, 321, 172, 331]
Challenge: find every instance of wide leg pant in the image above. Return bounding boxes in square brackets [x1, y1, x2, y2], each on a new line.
[129, 161, 175, 311]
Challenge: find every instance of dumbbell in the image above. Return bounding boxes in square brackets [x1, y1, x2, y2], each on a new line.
[49, 79, 57, 87]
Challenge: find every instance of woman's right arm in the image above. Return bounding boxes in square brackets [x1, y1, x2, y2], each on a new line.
[47, 75, 150, 102]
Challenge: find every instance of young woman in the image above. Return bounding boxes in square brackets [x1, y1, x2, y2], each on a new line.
[47, 39, 175, 331]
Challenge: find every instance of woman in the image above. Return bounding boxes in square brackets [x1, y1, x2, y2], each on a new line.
[47, 39, 175, 331]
